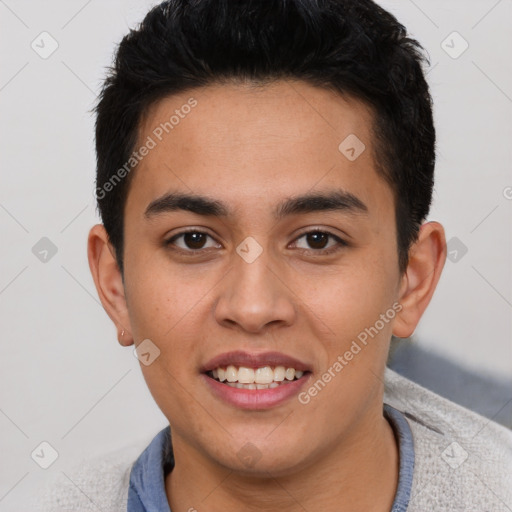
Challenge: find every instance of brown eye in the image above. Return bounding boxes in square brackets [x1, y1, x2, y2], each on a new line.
[165, 230, 221, 252]
[304, 232, 329, 249]
[292, 229, 347, 255]
[181, 232, 207, 249]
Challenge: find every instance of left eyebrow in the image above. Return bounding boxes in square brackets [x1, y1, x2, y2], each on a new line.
[274, 190, 368, 219]
[144, 189, 369, 220]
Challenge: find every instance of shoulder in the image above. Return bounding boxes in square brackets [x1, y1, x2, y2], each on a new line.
[384, 367, 512, 511]
[30, 439, 146, 512]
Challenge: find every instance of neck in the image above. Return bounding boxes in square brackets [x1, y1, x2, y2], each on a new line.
[165, 406, 399, 512]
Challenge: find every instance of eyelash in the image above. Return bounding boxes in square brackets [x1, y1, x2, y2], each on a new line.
[164, 228, 348, 256]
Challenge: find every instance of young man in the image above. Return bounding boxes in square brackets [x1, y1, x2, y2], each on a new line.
[36, 0, 512, 510]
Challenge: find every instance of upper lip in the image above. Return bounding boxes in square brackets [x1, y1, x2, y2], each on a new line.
[201, 350, 312, 373]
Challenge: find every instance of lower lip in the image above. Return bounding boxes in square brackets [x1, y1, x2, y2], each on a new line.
[202, 374, 310, 410]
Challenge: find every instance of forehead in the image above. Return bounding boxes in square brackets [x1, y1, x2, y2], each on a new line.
[129, 79, 392, 219]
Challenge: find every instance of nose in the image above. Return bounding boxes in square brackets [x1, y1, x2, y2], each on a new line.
[214, 242, 297, 334]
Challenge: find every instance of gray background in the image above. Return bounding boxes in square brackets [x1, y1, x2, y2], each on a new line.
[1, 0, 511, 509]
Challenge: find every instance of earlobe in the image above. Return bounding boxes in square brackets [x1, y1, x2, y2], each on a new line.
[87, 224, 134, 346]
[392, 221, 446, 338]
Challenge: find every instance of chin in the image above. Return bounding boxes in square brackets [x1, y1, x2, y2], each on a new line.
[204, 437, 314, 478]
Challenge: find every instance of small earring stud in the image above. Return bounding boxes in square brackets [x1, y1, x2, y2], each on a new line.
[121, 330, 125, 337]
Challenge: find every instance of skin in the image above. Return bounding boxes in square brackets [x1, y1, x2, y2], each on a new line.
[88, 79, 446, 512]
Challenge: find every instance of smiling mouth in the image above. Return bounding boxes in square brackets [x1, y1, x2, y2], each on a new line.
[206, 365, 309, 390]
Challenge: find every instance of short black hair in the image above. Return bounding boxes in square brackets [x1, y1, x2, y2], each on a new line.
[94, 0, 435, 275]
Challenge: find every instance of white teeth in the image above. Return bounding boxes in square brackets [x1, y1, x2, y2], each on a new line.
[274, 366, 285, 381]
[255, 366, 274, 384]
[226, 365, 237, 382]
[238, 366, 255, 384]
[210, 364, 306, 387]
[285, 368, 296, 380]
[229, 382, 275, 390]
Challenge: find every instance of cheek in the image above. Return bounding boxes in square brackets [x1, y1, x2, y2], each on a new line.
[123, 249, 200, 336]
[124, 265, 204, 402]
[123, 255, 214, 375]
[322, 257, 397, 325]
[306, 258, 399, 378]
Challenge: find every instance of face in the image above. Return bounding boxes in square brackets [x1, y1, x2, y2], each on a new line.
[121, 80, 403, 475]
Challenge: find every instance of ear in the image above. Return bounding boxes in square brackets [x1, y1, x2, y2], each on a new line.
[87, 224, 134, 346]
[393, 221, 446, 338]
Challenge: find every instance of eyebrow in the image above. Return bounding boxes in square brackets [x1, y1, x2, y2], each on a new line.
[144, 189, 368, 220]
